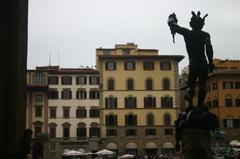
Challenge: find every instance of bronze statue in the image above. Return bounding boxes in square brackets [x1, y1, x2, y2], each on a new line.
[168, 11, 214, 108]
[168, 12, 218, 159]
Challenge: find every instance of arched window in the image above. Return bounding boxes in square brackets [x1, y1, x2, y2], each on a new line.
[164, 114, 171, 126]
[125, 96, 137, 108]
[105, 96, 117, 108]
[161, 96, 173, 108]
[33, 121, 43, 138]
[107, 78, 115, 90]
[77, 122, 86, 138]
[106, 114, 117, 126]
[163, 78, 170, 90]
[62, 122, 71, 139]
[127, 79, 134, 90]
[144, 96, 156, 108]
[49, 123, 57, 138]
[225, 95, 233, 107]
[90, 122, 100, 137]
[146, 113, 154, 126]
[146, 78, 153, 90]
[125, 114, 137, 126]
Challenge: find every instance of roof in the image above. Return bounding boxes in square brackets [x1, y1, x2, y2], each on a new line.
[208, 70, 240, 77]
[98, 55, 184, 62]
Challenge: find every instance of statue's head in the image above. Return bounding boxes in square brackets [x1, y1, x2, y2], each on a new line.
[190, 11, 208, 31]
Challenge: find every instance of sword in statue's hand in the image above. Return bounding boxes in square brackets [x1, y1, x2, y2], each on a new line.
[168, 13, 178, 43]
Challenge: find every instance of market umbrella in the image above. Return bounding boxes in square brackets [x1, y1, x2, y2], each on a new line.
[62, 150, 83, 156]
[95, 149, 115, 155]
[230, 140, 240, 146]
[120, 154, 135, 158]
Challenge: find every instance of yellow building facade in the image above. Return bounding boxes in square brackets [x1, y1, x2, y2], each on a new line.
[96, 43, 184, 156]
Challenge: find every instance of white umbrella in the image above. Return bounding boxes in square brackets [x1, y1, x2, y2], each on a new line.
[95, 149, 115, 155]
[230, 140, 240, 146]
[63, 150, 83, 156]
[120, 154, 135, 158]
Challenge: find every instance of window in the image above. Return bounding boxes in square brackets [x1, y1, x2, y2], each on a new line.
[145, 129, 156, 136]
[146, 79, 153, 90]
[236, 82, 240, 89]
[62, 122, 71, 139]
[144, 96, 156, 108]
[106, 129, 117, 137]
[212, 83, 218, 90]
[126, 129, 137, 136]
[146, 114, 154, 126]
[164, 114, 171, 126]
[76, 76, 87, 85]
[89, 76, 99, 85]
[61, 89, 72, 99]
[106, 114, 117, 126]
[236, 97, 240, 107]
[122, 49, 130, 55]
[107, 79, 115, 90]
[76, 107, 87, 118]
[127, 79, 134, 90]
[33, 72, 46, 84]
[89, 90, 99, 99]
[213, 99, 219, 108]
[225, 96, 233, 107]
[63, 107, 70, 118]
[89, 123, 100, 137]
[223, 119, 234, 128]
[206, 100, 212, 109]
[77, 123, 86, 138]
[125, 114, 137, 126]
[76, 90, 87, 99]
[160, 61, 171, 70]
[103, 49, 110, 55]
[206, 85, 211, 93]
[143, 61, 154, 70]
[61, 76, 72, 85]
[125, 97, 137, 108]
[48, 90, 58, 99]
[105, 97, 117, 108]
[163, 78, 170, 90]
[223, 81, 233, 89]
[164, 128, 173, 135]
[105, 62, 116, 71]
[48, 76, 58, 85]
[35, 94, 43, 102]
[89, 108, 99, 118]
[124, 62, 135, 70]
[49, 107, 57, 118]
[35, 105, 42, 117]
[34, 126, 42, 138]
[161, 96, 173, 108]
[49, 123, 57, 138]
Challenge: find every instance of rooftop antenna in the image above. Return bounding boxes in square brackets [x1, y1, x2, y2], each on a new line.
[57, 51, 60, 67]
[49, 52, 51, 66]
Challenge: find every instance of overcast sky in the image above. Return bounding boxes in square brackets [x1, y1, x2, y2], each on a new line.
[28, 0, 240, 71]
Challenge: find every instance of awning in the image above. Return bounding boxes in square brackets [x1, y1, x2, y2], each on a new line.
[162, 142, 174, 149]
[145, 142, 157, 149]
[106, 143, 118, 150]
[126, 143, 137, 149]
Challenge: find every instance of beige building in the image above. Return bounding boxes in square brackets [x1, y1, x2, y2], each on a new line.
[96, 43, 184, 156]
[27, 66, 101, 159]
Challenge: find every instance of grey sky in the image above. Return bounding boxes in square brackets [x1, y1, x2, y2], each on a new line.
[28, 0, 240, 71]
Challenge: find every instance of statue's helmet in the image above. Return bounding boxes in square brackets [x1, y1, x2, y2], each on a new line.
[190, 11, 208, 31]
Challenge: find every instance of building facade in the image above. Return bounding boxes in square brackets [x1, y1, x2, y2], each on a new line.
[26, 70, 49, 159]
[179, 59, 240, 140]
[27, 66, 101, 159]
[96, 43, 184, 156]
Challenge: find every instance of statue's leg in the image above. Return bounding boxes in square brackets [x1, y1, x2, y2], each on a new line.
[185, 65, 198, 105]
[197, 64, 208, 107]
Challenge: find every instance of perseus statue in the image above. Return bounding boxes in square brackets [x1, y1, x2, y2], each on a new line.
[168, 11, 215, 108]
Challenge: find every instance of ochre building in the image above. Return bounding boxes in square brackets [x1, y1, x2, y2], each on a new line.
[96, 43, 184, 156]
